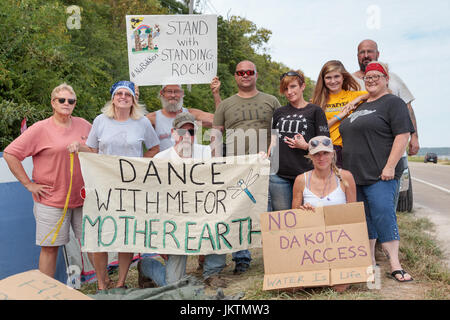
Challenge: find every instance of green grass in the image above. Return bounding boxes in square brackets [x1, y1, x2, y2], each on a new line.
[397, 213, 450, 284]
[79, 212, 450, 300]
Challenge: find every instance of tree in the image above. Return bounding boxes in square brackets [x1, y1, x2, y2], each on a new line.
[0, 0, 313, 150]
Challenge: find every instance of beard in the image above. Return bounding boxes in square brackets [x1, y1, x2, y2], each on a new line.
[359, 57, 373, 72]
[161, 96, 183, 112]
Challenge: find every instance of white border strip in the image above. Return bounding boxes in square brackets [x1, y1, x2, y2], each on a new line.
[0, 156, 33, 183]
[412, 177, 450, 194]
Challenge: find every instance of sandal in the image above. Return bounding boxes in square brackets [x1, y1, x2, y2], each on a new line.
[115, 285, 128, 289]
[390, 270, 413, 282]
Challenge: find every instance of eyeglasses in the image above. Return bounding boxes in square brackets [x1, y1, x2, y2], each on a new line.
[280, 71, 302, 81]
[176, 128, 195, 136]
[310, 137, 332, 148]
[362, 74, 385, 82]
[235, 70, 255, 77]
[54, 98, 76, 105]
[163, 89, 183, 95]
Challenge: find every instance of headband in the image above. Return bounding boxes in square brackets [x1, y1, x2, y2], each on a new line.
[365, 63, 388, 76]
[110, 81, 135, 99]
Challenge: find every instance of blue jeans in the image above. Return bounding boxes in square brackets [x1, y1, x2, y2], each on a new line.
[139, 253, 227, 285]
[232, 250, 251, 267]
[203, 254, 227, 279]
[357, 180, 400, 243]
[138, 256, 167, 287]
[269, 174, 295, 211]
[138, 254, 186, 286]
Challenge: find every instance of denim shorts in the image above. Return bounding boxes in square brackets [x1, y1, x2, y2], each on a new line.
[357, 180, 400, 243]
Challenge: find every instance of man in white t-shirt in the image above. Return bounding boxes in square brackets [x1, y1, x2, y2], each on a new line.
[352, 39, 419, 155]
[137, 113, 228, 289]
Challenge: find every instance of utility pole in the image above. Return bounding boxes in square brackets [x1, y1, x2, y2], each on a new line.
[187, 0, 194, 92]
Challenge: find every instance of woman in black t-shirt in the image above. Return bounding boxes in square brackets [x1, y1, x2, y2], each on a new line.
[340, 62, 415, 283]
[268, 70, 329, 211]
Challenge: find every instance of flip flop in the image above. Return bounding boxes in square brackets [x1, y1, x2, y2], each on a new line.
[390, 270, 413, 282]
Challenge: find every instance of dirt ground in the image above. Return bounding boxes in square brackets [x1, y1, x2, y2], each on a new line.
[183, 246, 438, 300]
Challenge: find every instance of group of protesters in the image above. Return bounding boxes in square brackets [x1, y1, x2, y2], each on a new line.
[3, 39, 418, 293]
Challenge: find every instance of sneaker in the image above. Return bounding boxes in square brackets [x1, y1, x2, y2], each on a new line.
[204, 275, 227, 288]
[137, 260, 157, 289]
[233, 262, 249, 275]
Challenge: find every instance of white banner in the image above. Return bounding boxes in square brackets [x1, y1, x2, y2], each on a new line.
[126, 14, 217, 85]
[79, 153, 269, 255]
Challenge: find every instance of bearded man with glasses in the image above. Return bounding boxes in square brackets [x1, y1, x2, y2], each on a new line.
[212, 60, 281, 275]
[146, 79, 221, 152]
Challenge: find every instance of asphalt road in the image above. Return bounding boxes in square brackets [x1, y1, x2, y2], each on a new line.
[408, 161, 450, 267]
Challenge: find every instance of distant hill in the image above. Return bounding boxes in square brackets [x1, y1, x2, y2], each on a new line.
[418, 147, 450, 156]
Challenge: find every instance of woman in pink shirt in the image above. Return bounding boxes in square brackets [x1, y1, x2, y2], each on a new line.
[3, 83, 91, 278]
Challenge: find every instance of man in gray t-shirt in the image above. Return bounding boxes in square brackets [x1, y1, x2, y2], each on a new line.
[212, 60, 281, 274]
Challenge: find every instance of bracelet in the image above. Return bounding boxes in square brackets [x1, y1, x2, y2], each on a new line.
[334, 115, 342, 121]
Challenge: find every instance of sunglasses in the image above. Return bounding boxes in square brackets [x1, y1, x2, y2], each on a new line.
[235, 70, 256, 77]
[310, 137, 332, 148]
[280, 71, 302, 81]
[54, 98, 76, 105]
[176, 128, 195, 136]
[115, 91, 132, 97]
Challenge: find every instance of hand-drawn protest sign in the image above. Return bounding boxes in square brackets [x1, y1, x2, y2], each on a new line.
[126, 14, 217, 85]
[0, 270, 92, 300]
[260, 203, 373, 290]
[78, 153, 269, 255]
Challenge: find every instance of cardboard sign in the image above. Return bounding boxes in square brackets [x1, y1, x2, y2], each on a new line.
[79, 153, 269, 255]
[126, 14, 217, 85]
[0, 270, 92, 300]
[260, 202, 373, 290]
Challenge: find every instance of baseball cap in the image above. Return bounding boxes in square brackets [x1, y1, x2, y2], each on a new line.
[173, 112, 196, 129]
[308, 136, 333, 155]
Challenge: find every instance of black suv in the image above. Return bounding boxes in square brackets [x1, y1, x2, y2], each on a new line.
[424, 152, 438, 163]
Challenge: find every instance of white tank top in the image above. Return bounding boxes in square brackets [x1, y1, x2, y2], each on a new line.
[302, 171, 346, 207]
[155, 108, 188, 151]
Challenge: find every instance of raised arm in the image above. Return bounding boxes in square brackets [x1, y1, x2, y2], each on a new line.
[210, 76, 222, 109]
[188, 108, 214, 128]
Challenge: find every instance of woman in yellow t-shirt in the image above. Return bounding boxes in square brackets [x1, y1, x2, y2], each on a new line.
[312, 60, 368, 167]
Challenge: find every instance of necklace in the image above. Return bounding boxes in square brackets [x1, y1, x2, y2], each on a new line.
[314, 168, 333, 200]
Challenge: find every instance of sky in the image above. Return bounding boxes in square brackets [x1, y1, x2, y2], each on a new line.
[200, 0, 450, 148]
